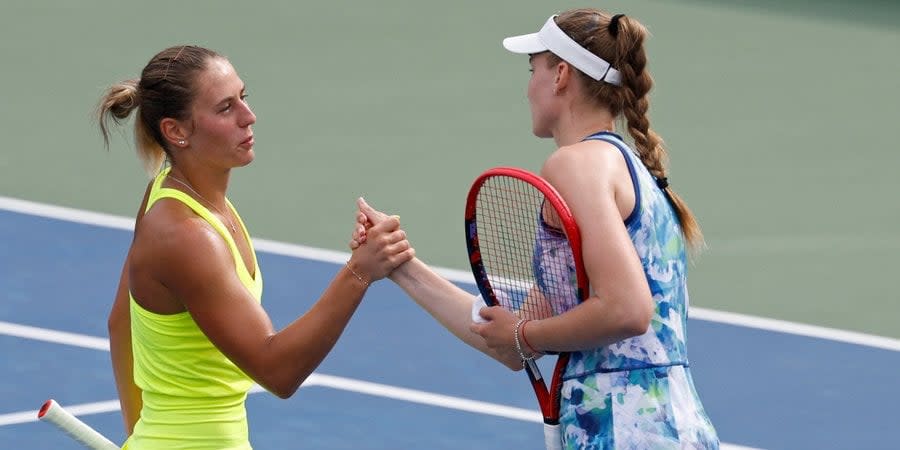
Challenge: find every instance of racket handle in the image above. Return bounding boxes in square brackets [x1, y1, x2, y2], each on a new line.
[544, 423, 563, 450]
[525, 359, 542, 380]
[38, 399, 120, 450]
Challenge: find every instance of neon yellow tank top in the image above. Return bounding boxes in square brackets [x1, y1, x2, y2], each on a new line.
[123, 167, 263, 450]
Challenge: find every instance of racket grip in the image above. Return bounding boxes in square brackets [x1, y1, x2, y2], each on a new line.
[38, 399, 120, 450]
[544, 423, 563, 450]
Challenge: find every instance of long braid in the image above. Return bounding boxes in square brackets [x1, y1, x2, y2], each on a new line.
[555, 10, 704, 251]
[614, 18, 704, 250]
[613, 30, 668, 180]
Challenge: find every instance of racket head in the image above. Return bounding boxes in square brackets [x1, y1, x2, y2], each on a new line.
[465, 167, 589, 318]
[465, 167, 587, 447]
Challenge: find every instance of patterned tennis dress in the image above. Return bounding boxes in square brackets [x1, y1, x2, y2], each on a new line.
[535, 132, 719, 449]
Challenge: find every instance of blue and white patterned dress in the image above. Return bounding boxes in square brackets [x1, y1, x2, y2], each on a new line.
[535, 132, 719, 449]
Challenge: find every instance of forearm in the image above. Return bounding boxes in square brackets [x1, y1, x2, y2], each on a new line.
[389, 258, 494, 355]
[524, 295, 648, 353]
[261, 265, 368, 397]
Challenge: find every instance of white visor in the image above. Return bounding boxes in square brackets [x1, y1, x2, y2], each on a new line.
[502, 15, 621, 86]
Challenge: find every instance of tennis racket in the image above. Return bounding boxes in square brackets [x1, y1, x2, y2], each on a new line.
[465, 167, 589, 450]
[38, 399, 120, 450]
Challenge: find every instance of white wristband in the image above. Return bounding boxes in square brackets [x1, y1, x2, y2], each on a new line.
[471, 294, 488, 323]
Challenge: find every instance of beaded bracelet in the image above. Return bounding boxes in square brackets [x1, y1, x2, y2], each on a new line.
[345, 262, 369, 287]
[514, 319, 535, 361]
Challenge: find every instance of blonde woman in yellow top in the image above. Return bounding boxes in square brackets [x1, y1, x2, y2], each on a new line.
[98, 45, 414, 449]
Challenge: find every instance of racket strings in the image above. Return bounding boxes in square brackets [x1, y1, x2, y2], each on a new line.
[476, 176, 578, 319]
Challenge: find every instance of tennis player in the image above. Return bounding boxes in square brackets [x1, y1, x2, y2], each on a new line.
[99, 45, 414, 449]
[353, 9, 719, 448]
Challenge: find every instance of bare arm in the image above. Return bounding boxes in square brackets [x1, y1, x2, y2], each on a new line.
[522, 142, 655, 352]
[351, 199, 522, 370]
[151, 214, 412, 399]
[109, 261, 142, 435]
[388, 258, 523, 370]
[108, 185, 151, 435]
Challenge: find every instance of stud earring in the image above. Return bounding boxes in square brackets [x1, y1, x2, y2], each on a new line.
[178, 140, 186, 145]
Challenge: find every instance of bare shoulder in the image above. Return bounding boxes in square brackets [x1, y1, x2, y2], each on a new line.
[540, 139, 628, 188]
[132, 199, 231, 281]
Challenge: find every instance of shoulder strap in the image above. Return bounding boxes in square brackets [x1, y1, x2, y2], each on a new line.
[583, 132, 642, 226]
[146, 167, 253, 281]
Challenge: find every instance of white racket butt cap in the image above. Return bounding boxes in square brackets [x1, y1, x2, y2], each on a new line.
[544, 423, 563, 450]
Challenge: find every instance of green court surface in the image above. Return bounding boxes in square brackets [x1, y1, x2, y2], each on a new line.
[1, 0, 898, 338]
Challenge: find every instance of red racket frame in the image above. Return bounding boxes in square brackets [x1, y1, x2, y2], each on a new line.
[464, 166, 589, 425]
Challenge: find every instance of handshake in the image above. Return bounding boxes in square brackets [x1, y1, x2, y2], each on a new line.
[346, 198, 415, 286]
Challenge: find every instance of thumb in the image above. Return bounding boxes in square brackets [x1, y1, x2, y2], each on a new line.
[479, 306, 505, 321]
[357, 197, 390, 225]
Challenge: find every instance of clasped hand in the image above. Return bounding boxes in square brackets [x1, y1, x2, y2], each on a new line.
[347, 197, 414, 283]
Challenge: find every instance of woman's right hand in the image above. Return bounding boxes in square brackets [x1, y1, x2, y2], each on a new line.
[347, 198, 414, 283]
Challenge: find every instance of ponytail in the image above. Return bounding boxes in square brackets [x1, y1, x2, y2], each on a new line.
[96, 45, 221, 178]
[96, 79, 166, 176]
[97, 79, 139, 149]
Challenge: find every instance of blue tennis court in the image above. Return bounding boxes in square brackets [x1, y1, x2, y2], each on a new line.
[1, 199, 898, 450]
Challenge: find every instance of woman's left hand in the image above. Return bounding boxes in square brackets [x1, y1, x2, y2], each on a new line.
[469, 306, 529, 370]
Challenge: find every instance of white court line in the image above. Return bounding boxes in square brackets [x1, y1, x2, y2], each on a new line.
[688, 308, 900, 352]
[0, 321, 110, 351]
[0, 325, 761, 450]
[0, 400, 121, 427]
[0, 401, 760, 450]
[2, 195, 898, 352]
[0, 371, 537, 426]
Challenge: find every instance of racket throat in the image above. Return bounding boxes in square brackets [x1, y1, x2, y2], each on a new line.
[525, 359, 542, 380]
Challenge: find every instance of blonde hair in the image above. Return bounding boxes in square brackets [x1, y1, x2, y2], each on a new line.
[96, 45, 221, 177]
[97, 79, 165, 175]
[551, 9, 705, 251]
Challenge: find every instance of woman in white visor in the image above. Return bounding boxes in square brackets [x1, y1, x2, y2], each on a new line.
[351, 8, 720, 449]
[494, 9, 720, 449]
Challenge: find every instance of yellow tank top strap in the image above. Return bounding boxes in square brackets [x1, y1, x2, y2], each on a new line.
[224, 196, 260, 284]
[148, 167, 257, 286]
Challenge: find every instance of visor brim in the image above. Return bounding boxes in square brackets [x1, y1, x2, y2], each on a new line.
[501, 33, 547, 55]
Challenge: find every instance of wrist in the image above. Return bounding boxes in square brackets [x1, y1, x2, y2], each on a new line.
[514, 319, 538, 361]
[345, 261, 370, 289]
[387, 256, 418, 282]
[521, 319, 543, 356]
